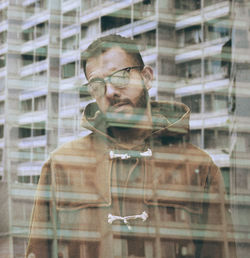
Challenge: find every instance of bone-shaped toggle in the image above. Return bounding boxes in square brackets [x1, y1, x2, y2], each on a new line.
[109, 148, 152, 160]
[108, 211, 148, 225]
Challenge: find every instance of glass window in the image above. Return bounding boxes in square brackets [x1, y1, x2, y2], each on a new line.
[101, 7, 131, 32]
[190, 129, 202, 147]
[81, 19, 99, 39]
[62, 35, 78, 52]
[21, 99, 32, 112]
[0, 8, 8, 22]
[19, 148, 31, 162]
[34, 95, 46, 111]
[18, 124, 32, 138]
[33, 122, 46, 137]
[133, 0, 155, 21]
[62, 62, 76, 79]
[36, 22, 48, 38]
[177, 25, 202, 47]
[175, 0, 200, 11]
[178, 60, 201, 79]
[134, 30, 156, 51]
[0, 54, 6, 68]
[33, 147, 45, 161]
[82, 0, 99, 12]
[0, 31, 7, 44]
[25, 3, 35, 18]
[35, 46, 47, 62]
[181, 94, 201, 113]
[0, 101, 4, 115]
[22, 27, 34, 42]
[21, 52, 34, 66]
[63, 10, 77, 28]
[0, 125, 4, 138]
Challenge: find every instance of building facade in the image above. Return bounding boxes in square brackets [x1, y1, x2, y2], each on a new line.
[0, 0, 249, 257]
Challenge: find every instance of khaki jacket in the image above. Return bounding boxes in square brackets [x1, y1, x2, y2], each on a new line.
[26, 101, 235, 258]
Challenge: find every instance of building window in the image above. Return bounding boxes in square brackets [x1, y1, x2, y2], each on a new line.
[34, 70, 47, 86]
[0, 125, 4, 138]
[221, 167, 230, 194]
[160, 58, 176, 76]
[34, 95, 46, 111]
[160, 206, 176, 222]
[19, 124, 32, 138]
[204, 92, 228, 113]
[133, 0, 155, 21]
[127, 238, 145, 257]
[0, 101, 4, 115]
[0, 148, 3, 162]
[190, 129, 202, 147]
[19, 148, 31, 162]
[36, 0, 48, 10]
[21, 99, 32, 112]
[33, 122, 46, 137]
[236, 168, 249, 191]
[0, 77, 5, 91]
[178, 25, 202, 47]
[101, 7, 131, 32]
[25, 3, 35, 18]
[204, 0, 228, 7]
[59, 117, 75, 135]
[181, 94, 201, 113]
[204, 128, 229, 149]
[36, 21, 48, 38]
[0, 8, 8, 23]
[237, 133, 250, 153]
[22, 27, 34, 42]
[175, 0, 200, 11]
[82, 0, 100, 12]
[178, 60, 201, 79]
[0, 55, 6, 68]
[33, 147, 45, 161]
[35, 46, 47, 62]
[134, 30, 156, 52]
[81, 19, 99, 39]
[205, 21, 229, 41]
[62, 35, 78, 52]
[80, 242, 100, 257]
[62, 62, 76, 79]
[0, 31, 7, 44]
[63, 9, 77, 28]
[21, 52, 33, 66]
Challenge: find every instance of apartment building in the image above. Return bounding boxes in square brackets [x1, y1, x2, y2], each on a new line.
[0, 0, 249, 257]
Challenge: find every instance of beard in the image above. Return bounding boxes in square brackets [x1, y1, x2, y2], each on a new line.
[105, 88, 150, 130]
[107, 87, 148, 113]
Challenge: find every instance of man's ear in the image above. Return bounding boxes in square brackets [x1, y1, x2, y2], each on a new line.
[141, 66, 154, 90]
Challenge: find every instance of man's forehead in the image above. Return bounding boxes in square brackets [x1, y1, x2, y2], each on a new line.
[85, 46, 134, 79]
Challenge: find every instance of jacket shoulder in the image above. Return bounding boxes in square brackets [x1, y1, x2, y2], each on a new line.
[50, 133, 96, 157]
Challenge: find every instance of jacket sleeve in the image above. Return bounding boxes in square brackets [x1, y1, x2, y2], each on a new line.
[26, 159, 57, 258]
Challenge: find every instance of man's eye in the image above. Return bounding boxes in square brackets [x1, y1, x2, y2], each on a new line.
[111, 71, 129, 87]
[90, 80, 104, 89]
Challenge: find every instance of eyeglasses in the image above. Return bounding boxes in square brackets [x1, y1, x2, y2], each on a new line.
[85, 66, 142, 97]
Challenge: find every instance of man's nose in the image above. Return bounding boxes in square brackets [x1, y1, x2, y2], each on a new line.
[105, 82, 120, 98]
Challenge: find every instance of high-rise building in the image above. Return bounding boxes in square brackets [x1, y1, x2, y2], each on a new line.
[0, 0, 249, 257]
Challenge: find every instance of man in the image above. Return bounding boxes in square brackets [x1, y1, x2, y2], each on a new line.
[26, 35, 234, 258]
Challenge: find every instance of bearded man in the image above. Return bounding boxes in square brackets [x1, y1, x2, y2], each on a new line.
[26, 35, 235, 258]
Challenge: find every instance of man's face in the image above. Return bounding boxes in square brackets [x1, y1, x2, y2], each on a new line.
[85, 47, 151, 118]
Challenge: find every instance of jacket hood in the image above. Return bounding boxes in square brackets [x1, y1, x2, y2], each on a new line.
[81, 100, 190, 142]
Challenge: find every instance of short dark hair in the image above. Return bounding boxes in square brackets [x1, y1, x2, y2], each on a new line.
[82, 34, 144, 77]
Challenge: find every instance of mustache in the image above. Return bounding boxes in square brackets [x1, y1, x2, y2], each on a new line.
[109, 98, 134, 108]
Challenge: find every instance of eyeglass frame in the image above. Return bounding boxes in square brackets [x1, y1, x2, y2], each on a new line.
[83, 66, 143, 97]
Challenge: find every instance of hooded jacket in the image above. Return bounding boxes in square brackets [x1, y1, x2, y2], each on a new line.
[26, 101, 235, 258]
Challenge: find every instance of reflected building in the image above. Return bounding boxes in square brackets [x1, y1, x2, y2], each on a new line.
[0, 0, 249, 257]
